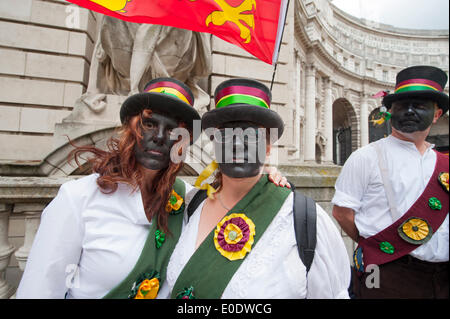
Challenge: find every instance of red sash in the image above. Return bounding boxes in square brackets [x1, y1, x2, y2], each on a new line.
[355, 151, 449, 271]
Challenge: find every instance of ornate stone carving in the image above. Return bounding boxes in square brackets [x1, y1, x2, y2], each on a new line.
[75, 15, 212, 122]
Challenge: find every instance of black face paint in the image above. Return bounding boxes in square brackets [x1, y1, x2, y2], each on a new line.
[213, 122, 267, 178]
[390, 99, 436, 133]
[134, 112, 179, 170]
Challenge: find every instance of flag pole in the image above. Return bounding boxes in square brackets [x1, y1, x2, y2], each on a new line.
[270, 0, 290, 92]
[270, 63, 278, 92]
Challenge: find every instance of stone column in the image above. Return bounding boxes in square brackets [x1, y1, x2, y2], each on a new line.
[0, 205, 15, 299]
[293, 52, 302, 159]
[323, 78, 334, 164]
[360, 93, 369, 147]
[304, 64, 316, 163]
[14, 204, 44, 271]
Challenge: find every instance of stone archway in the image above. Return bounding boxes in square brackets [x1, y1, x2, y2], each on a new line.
[39, 127, 117, 177]
[43, 127, 206, 177]
[332, 98, 358, 165]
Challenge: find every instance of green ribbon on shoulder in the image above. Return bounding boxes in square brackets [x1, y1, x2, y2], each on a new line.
[103, 178, 186, 299]
[170, 175, 291, 299]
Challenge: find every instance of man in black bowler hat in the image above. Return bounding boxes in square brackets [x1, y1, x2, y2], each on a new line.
[332, 65, 449, 298]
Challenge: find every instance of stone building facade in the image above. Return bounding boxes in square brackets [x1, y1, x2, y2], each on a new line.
[0, 0, 448, 298]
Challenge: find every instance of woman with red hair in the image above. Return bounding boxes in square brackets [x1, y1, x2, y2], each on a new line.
[16, 78, 203, 299]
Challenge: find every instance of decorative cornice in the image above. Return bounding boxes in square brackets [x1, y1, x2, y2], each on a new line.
[330, 2, 449, 39]
[293, 0, 448, 91]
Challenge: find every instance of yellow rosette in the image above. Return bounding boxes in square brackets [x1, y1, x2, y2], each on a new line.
[438, 172, 449, 192]
[214, 213, 256, 261]
[134, 278, 160, 299]
[165, 189, 184, 213]
[398, 217, 433, 245]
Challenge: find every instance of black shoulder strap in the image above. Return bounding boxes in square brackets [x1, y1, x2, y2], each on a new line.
[187, 189, 208, 221]
[293, 190, 317, 273]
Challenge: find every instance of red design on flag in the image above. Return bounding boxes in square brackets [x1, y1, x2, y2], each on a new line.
[66, 0, 289, 65]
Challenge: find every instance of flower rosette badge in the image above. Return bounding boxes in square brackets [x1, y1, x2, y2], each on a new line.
[165, 189, 184, 215]
[438, 172, 449, 193]
[176, 286, 196, 299]
[128, 271, 160, 299]
[398, 217, 433, 245]
[214, 213, 256, 261]
[353, 247, 364, 272]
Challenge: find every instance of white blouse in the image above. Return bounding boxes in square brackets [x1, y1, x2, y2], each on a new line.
[158, 192, 351, 299]
[332, 135, 449, 262]
[16, 173, 193, 299]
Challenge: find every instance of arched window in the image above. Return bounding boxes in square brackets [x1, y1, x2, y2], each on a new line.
[332, 98, 357, 165]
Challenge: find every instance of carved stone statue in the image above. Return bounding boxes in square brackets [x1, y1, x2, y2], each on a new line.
[80, 15, 212, 114]
[56, 14, 212, 148]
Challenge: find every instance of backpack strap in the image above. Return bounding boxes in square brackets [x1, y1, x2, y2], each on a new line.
[293, 190, 317, 273]
[187, 189, 208, 221]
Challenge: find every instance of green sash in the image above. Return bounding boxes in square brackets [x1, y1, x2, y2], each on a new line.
[170, 175, 291, 299]
[103, 178, 186, 299]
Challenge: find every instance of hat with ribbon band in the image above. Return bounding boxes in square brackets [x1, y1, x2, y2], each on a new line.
[382, 65, 448, 114]
[196, 79, 285, 198]
[120, 77, 200, 142]
[202, 78, 284, 139]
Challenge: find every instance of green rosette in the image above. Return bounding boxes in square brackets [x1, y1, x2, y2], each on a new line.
[155, 229, 166, 249]
[379, 241, 395, 254]
[176, 286, 196, 299]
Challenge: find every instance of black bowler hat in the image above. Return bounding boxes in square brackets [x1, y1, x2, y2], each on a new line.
[382, 65, 448, 114]
[120, 77, 200, 134]
[202, 78, 285, 140]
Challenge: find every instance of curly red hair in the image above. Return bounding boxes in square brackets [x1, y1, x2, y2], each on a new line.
[69, 109, 189, 234]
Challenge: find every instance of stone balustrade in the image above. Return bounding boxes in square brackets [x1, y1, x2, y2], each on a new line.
[0, 176, 79, 298]
[0, 165, 350, 299]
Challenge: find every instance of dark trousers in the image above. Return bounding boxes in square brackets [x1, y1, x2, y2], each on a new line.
[352, 255, 449, 299]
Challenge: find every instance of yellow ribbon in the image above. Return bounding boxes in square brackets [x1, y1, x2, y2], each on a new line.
[194, 160, 219, 199]
[370, 115, 386, 126]
[148, 87, 191, 105]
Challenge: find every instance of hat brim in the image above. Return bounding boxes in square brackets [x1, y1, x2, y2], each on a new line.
[120, 91, 200, 134]
[383, 90, 449, 114]
[120, 92, 201, 144]
[201, 104, 285, 140]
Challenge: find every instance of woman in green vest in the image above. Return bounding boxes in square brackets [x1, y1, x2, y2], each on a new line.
[15, 77, 200, 299]
[160, 79, 351, 299]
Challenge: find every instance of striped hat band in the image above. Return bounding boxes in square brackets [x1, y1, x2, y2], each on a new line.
[395, 78, 444, 94]
[215, 85, 271, 109]
[144, 81, 194, 106]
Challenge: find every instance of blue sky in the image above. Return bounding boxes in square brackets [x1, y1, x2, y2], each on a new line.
[331, 0, 449, 30]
